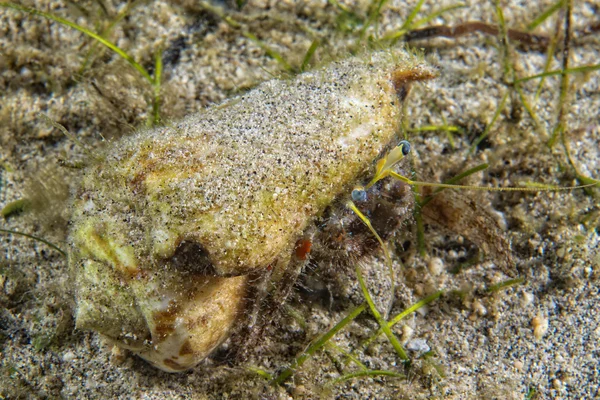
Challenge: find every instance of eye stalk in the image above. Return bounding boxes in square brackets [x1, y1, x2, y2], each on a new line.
[367, 140, 412, 189]
[351, 187, 368, 203]
[398, 140, 411, 156]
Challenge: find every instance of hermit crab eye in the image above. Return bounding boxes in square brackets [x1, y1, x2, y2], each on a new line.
[398, 140, 411, 156]
[351, 187, 368, 202]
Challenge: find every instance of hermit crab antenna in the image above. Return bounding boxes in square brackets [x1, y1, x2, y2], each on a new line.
[367, 140, 596, 193]
[389, 171, 598, 192]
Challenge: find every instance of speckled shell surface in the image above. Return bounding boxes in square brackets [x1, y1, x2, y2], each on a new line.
[69, 49, 434, 372]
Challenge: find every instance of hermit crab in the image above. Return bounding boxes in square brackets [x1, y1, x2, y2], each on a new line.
[68, 49, 439, 372]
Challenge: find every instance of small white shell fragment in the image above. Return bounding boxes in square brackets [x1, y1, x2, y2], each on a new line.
[406, 338, 430, 353]
[402, 325, 414, 345]
[521, 291, 535, 307]
[513, 360, 524, 371]
[532, 315, 549, 339]
[553, 379, 563, 390]
[472, 299, 487, 317]
[427, 257, 444, 276]
[62, 350, 77, 362]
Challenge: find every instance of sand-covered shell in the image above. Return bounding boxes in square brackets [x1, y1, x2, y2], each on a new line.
[69, 49, 436, 372]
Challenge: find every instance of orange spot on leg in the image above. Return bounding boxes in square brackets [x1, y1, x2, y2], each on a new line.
[294, 239, 312, 260]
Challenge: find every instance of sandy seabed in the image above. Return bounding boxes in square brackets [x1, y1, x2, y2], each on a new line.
[1, 0, 599, 398]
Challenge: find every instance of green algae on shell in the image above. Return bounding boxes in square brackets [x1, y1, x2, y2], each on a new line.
[69, 49, 436, 372]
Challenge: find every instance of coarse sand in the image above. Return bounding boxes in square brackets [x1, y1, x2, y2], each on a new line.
[1, 0, 599, 398]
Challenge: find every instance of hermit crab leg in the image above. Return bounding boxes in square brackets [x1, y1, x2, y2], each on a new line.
[346, 139, 413, 317]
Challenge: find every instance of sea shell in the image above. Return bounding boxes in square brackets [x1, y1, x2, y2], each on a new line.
[68, 49, 436, 372]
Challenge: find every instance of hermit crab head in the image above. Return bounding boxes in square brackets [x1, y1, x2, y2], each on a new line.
[68, 49, 436, 372]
